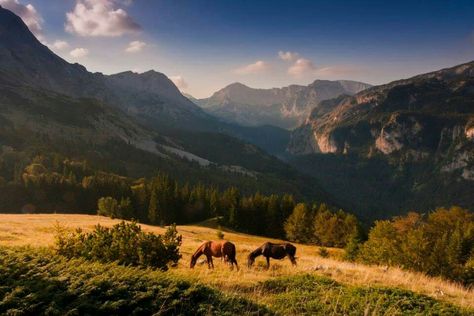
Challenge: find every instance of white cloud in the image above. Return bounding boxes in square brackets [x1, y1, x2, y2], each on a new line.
[65, 0, 141, 37]
[69, 47, 89, 58]
[278, 51, 299, 62]
[233, 60, 269, 75]
[52, 40, 70, 50]
[288, 58, 317, 77]
[125, 40, 146, 53]
[0, 0, 43, 35]
[169, 75, 188, 91]
[315, 65, 360, 76]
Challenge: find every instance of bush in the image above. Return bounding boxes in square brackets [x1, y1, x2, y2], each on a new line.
[55, 221, 182, 270]
[318, 247, 329, 258]
[0, 247, 269, 315]
[216, 229, 225, 240]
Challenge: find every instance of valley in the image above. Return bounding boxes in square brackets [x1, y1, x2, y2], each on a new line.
[0, 2, 472, 315]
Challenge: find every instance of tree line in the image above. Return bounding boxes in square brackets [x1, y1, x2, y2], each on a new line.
[347, 206, 474, 286]
[0, 154, 360, 243]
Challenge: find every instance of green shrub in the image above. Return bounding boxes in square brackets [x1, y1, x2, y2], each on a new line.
[258, 274, 469, 315]
[55, 221, 182, 270]
[97, 196, 134, 219]
[0, 247, 269, 315]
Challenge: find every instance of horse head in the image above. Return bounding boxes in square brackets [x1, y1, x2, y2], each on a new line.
[247, 253, 255, 267]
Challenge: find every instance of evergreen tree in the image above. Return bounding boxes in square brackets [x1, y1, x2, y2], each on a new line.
[148, 188, 158, 225]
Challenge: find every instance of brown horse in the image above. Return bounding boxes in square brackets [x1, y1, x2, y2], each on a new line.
[190, 240, 239, 270]
[248, 242, 296, 269]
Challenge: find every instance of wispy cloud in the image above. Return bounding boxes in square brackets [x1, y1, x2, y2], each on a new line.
[70, 47, 89, 58]
[233, 60, 269, 75]
[278, 51, 299, 62]
[288, 58, 317, 77]
[169, 75, 188, 91]
[0, 0, 43, 35]
[315, 65, 361, 76]
[125, 40, 146, 53]
[52, 40, 69, 50]
[66, 0, 141, 37]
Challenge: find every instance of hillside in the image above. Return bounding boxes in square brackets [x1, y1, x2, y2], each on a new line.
[196, 81, 371, 129]
[288, 61, 474, 218]
[0, 5, 329, 205]
[0, 214, 472, 314]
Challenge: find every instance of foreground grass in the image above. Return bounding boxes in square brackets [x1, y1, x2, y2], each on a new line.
[0, 214, 473, 312]
[256, 274, 468, 315]
[0, 247, 469, 315]
[0, 247, 268, 315]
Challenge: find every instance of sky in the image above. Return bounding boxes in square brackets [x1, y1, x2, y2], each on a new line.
[1, 0, 474, 98]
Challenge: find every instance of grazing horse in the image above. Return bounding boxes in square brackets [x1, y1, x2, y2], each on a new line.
[190, 240, 239, 270]
[248, 242, 296, 269]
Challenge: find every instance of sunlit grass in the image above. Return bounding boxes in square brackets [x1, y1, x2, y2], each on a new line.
[0, 213, 472, 310]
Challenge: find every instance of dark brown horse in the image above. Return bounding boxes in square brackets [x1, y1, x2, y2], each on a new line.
[190, 240, 239, 270]
[248, 242, 296, 269]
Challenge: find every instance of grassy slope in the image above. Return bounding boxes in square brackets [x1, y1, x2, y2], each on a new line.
[0, 247, 268, 315]
[0, 214, 472, 314]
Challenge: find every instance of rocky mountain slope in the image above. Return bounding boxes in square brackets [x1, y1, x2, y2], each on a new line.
[0, 5, 328, 200]
[196, 80, 371, 129]
[288, 61, 474, 216]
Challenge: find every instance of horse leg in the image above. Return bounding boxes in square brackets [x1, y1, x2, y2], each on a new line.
[232, 258, 239, 271]
[206, 255, 212, 269]
[266, 256, 270, 270]
[289, 255, 297, 266]
[210, 256, 214, 269]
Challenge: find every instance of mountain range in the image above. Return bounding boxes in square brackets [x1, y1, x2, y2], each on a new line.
[0, 5, 326, 201]
[195, 80, 371, 129]
[0, 5, 472, 220]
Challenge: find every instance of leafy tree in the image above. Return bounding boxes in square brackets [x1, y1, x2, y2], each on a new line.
[284, 203, 312, 243]
[358, 206, 474, 285]
[97, 197, 119, 218]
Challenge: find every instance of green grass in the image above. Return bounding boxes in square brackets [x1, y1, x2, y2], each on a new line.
[0, 246, 470, 315]
[257, 274, 468, 315]
[0, 247, 269, 315]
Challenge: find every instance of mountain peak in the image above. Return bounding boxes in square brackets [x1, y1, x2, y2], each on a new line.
[0, 5, 39, 45]
[225, 82, 251, 89]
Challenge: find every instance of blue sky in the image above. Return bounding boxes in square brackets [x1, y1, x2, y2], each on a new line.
[2, 0, 474, 97]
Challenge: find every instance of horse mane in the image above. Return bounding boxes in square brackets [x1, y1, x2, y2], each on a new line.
[192, 241, 208, 259]
[248, 246, 263, 259]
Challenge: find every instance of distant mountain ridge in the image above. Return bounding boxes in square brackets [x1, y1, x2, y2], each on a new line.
[196, 80, 372, 129]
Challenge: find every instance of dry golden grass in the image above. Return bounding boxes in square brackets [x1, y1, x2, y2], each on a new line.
[0, 213, 472, 309]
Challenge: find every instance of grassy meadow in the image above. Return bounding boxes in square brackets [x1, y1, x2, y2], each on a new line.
[0, 214, 473, 315]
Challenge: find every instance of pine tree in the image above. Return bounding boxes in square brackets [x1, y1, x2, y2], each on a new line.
[148, 188, 158, 225]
